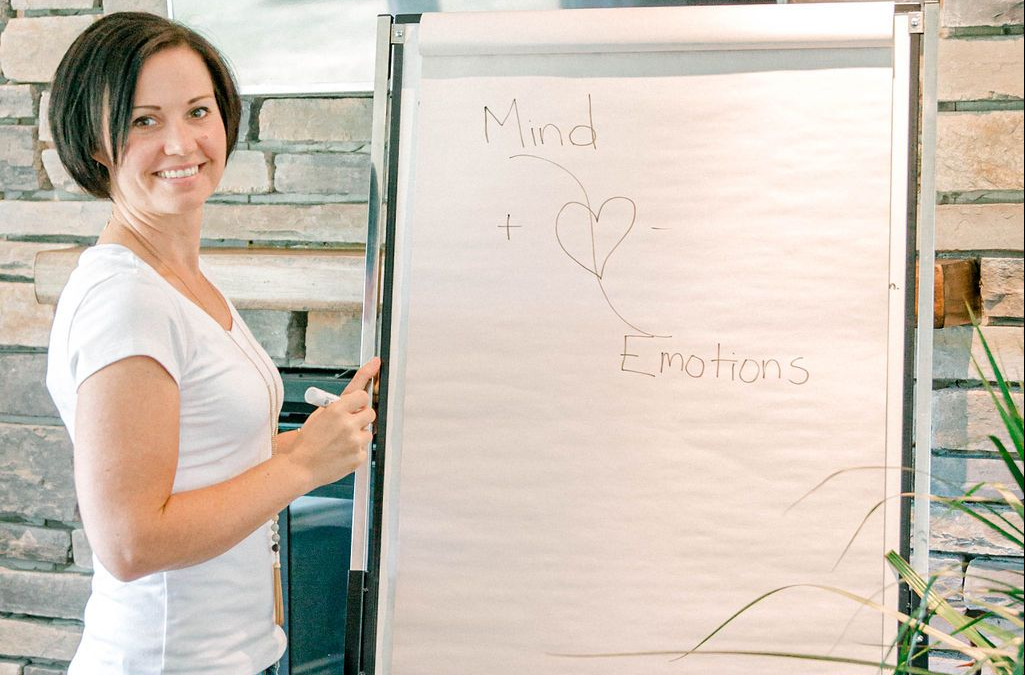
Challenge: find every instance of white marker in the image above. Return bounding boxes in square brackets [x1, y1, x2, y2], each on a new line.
[304, 386, 340, 408]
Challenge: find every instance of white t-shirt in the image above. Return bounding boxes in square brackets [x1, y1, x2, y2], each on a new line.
[47, 244, 287, 675]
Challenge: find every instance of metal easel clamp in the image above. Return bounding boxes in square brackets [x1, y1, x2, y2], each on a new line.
[907, 11, 924, 34]
[392, 25, 406, 43]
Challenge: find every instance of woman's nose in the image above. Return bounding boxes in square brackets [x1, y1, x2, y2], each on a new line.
[162, 119, 199, 156]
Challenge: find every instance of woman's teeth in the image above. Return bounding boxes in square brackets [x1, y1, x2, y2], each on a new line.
[157, 166, 199, 179]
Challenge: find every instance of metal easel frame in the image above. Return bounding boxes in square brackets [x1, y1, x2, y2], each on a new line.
[347, 4, 939, 673]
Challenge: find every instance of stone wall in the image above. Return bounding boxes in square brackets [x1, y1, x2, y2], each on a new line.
[0, 0, 1022, 672]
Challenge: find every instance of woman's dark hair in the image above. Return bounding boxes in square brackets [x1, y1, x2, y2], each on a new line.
[49, 12, 241, 199]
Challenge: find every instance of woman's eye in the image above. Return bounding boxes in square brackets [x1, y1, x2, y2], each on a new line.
[132, 116, 156, 128]
[190, 106, 210, 119]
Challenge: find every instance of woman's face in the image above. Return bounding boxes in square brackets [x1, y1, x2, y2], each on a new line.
[103, 45, 227, 218]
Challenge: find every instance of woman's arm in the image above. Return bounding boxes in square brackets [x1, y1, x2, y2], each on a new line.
[74, 355, 378, 582]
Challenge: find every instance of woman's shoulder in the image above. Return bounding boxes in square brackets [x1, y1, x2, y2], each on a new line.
[58, 244, 179, 322]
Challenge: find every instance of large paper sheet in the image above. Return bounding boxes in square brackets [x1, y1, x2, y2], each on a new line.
[381, 5, 902, 674]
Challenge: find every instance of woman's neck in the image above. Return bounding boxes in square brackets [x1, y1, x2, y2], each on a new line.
[99, 204, 203, 273]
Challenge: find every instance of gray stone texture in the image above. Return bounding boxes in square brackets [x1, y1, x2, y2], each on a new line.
[939, 36, 1024, 101]
[0, 423, 76, 521]
[0, 352, 59, 417]
[238, 309, 295, 365]
[980, 257, 1024, 318]
[933, 389, 1025, 452]
[0, 282, 55, 347]
[259, 98, 372, 143]
[928, 552, 965, 607]
[217, 149, 270, 194]
[0, 617, 81, 662]
[0, 567, 90, 619]
[71, 528, 91, 570]
[942, 0, 1024, 27]
[0, 662, 22, 675]
[933, 325, 1024, 382]
[932, 454, 1023, 500]
[304, 308, 361, 367]
[931, 503, 1024, 556]
[41, 148, 82, 194]
[103, 0, 167, 15]
[0, 241, 77, 281]
[0, 84, 33, 118]
[936, 203, 1024, 252]
[24, 667, 66, 675]
[0, 522, 70, 563]
[0, 125, 40, 191]
[0, 197, 369, 245]
[963, 557, 1024, 610]
[37, 91, 51, 143]
[936, 111, 1024, 192]
[0, 16, 96, 84]
[12, 0, 92, 8]
[273, 152, 370, 196]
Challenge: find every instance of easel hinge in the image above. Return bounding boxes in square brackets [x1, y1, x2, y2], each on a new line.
[907, 11, 924, 33]
[391, 25, 407, 43]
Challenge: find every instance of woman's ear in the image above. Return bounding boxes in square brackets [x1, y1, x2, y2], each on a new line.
[91, 150, 111, 168]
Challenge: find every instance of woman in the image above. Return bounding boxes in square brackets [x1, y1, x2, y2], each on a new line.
[46, 12, 379, 675]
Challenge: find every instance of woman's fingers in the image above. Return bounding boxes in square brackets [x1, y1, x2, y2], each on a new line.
[341, 357, 381, 395]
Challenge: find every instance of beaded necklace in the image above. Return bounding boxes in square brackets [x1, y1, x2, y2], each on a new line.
[114, 220, 285, 627]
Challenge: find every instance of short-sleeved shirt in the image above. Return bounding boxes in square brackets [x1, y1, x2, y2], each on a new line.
[47, 244, 286, 675]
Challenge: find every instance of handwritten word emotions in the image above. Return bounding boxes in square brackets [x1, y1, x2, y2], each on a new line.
[620, 336, 810, 385]
[484, 95, 598, 150]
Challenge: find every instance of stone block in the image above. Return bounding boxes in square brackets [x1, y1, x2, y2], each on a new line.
[38, 91, 51, 144]
[0, 125, 40, 191]
[0, 85, 34, 118]
[0, 567, 90, 620]
[939, 36, 1024, 101]
[24, 667, 66, 675]
[928, 552, 965, 606]
[942, 0, 1024, 28]
[238, 309, 295, 365]
[273, 153, 370, 196]
[0, 200, 369, 244]
[12, 0, 92, 8]
[41, 148, 82, 194]
[0, 617, 81, 662]
[930, 502, 1024, 556]
[964, 557, 1024, 610]
[936, 203, 1024, 252]
[936, 111, 1024, 192]
[933, 325, 1024, 381]
[932, 454, 1023, 500]
[0, 200, 108, 238]
[217, 149, 270, 194]
[304, 308, 361, 367]
[0, 282, 55, 347]
[103, 0, 167, 15]
[71, 528, 91, 570]
[0, 352, 59, 418]
[259, 98, 372, 143]
[0, 16, 96, 84]
[0, 522, 70, 563]
[202, 202, 368, 244]
[0, 662, 22, 675]
[981, 257, 1024, 318]
[932, 389, 1025, 452]
[0, 423, 77, 522]
[1, 241, 76, 281]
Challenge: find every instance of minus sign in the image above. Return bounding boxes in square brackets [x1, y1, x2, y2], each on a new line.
[650, 227, 670, 230]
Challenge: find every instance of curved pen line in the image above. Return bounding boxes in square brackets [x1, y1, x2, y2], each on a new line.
[595, 196, 636, 280]
[555, 201, 599, 277]
[509, 153, 667, 339]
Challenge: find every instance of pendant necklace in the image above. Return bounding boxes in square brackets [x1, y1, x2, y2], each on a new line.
[115, 221, 286, 627]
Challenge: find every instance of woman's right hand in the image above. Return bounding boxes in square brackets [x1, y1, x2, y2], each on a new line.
[288, 357, 381, 490]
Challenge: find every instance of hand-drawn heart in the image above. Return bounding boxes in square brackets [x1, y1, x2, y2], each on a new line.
[555, 197, 636, 279]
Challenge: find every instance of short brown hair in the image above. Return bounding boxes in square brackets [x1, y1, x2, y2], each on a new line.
[49, 12, 242, 199]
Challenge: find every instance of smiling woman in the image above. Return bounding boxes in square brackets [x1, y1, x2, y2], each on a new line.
[44, 12, 380, 675]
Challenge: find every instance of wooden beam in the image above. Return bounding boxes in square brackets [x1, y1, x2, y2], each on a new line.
[34, 247, 366, 311]
[916, 258, 980, 328]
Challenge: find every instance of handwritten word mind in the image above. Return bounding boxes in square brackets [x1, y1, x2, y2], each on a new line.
[484, 95, 597, 150]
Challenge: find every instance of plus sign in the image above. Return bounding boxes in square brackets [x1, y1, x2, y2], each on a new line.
[499, 214, 522, 240]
